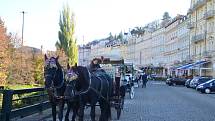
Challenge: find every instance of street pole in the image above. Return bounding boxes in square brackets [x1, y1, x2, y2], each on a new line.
[188, 19, 191, 60]
[21, 11, 25, 46]
[21, 11, 26, 74]
[83, 36, 84, 65]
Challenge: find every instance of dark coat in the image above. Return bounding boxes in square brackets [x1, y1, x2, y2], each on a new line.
[89, 62, 101, 72]
[140, 74, 147, 82]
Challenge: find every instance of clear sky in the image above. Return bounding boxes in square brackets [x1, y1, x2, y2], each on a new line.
[0, 0, 191, 51]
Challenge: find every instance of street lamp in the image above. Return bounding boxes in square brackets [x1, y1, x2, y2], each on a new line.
[20, 11, 26, 74]
[21, 11, 26, 46]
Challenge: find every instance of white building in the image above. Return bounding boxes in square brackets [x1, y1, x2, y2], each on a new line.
[78, 45, 91, 66]
[151, 28, 165, 67]
[135, 31, 152, 66]
[126, 35, 136, 63]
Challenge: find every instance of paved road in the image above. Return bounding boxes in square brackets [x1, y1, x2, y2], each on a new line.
[15, 81, 215, 121]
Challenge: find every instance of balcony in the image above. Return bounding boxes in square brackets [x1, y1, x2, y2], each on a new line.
[190, 0, 207, 11]
[202, 51, 212, 58]
[187, 22, 195, 29]
[203, 10, 215, 19]
[191, 33, 206, 43]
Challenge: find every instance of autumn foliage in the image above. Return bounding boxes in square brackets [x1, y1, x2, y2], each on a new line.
[0, 18, 44, 87]
[0, 18, 10, 86]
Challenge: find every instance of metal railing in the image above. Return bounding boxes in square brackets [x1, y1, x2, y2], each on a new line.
[0, 88, 50, 121]
[202, 51, 212, 58]
[190, 0, 207, 11]
[203, 10, 215, 19]
[191, 33, 206, 43]
[187, 22, 195, 29]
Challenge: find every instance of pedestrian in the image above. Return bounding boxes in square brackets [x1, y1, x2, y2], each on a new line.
[139, 72, 148, 88]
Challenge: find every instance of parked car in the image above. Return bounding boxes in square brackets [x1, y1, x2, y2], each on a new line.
[189, 77, 212, 89]
[196, 79, 215, 93]
[185, 79, 192, 88]
[166, 78, 187, 86]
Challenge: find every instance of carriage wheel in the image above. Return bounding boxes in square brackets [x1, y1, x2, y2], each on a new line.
[129, 86, 135, 99]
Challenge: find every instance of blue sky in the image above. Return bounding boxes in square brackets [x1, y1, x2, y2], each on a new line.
[0, 0, 190, 51]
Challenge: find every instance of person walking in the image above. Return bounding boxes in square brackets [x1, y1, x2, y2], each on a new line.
[141, 73, 148, 88]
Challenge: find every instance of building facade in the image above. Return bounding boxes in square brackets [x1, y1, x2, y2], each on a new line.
[151, 28, 165, 67]
[189, 0, 215, 76]
[135, 31, 152, 66]
[126, 35, 136, 63]
[78, 45, 91, 66]
[164, 15, 190, 76]
[81, 0, 215, 77]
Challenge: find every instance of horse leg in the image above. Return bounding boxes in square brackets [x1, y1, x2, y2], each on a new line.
[107, 102, 111, 120]
[51, 104, 57, 121]
[90, 104, 96, 121]
[78, 100, 85, 121]
[58, 99, 65, 121]
[65, 101, 71, 121]
[72, 104, 78, 121]
[99, 100, 107, 121]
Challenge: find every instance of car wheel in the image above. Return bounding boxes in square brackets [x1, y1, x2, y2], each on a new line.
[205, 88, 211, 94]
[173, 83, 176, 86]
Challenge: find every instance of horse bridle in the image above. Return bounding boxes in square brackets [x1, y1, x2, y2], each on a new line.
[65, 70, 79, 97]
[45, 66, 64, 99]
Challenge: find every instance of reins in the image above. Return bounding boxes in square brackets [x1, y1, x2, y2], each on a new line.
[46, 67, 65, 100]
[77, 69, 110, 103]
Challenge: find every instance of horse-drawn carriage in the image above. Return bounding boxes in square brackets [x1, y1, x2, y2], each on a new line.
[97, 57, 135, 119]
[44, 55, 134, 121]
[123, 62, 135, 99]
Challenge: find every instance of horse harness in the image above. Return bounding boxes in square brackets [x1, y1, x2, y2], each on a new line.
[77, 69, 110, 103]
[45, 67, 65, 100]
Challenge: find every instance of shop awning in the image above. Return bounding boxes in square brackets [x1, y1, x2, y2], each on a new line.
[188, 61, 210, 69]
[176, 63, 193, 70]
[177, 61, 210, 70]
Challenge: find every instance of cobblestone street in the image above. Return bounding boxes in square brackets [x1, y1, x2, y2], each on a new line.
[16, 81, 215, 121]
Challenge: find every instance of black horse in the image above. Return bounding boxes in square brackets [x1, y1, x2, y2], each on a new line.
[44, 55, 65, 121]
[64, 64, 80, 121]
[66, 64, 112, 121]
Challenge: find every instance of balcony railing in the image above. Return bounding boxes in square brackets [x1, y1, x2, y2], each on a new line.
[202, 51, 212, 58]
[190, 0, 207, 11]
[191, 33, 206, 43]
[187, 22, 195, 29]
[203, 10, 215, 19]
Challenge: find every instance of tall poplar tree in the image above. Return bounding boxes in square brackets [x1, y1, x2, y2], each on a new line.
[56, 5, 78, 66]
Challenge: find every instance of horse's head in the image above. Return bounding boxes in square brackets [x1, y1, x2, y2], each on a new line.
[44, 54, 60, 89]
[64, 64, 80, 98]
[64, 64, 91, 99]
